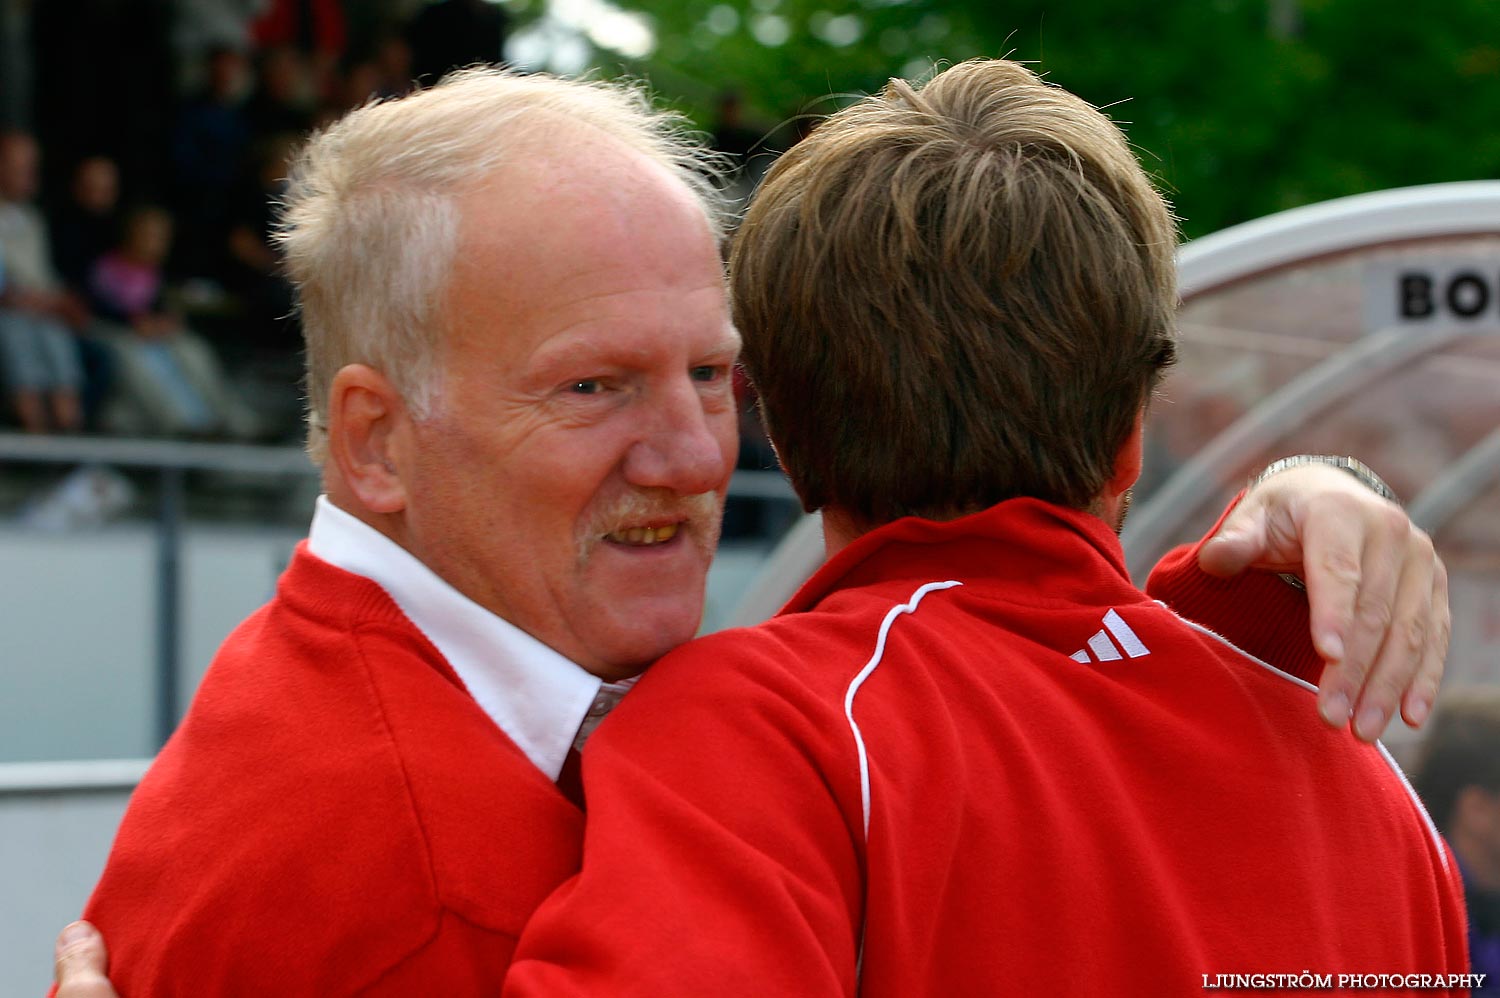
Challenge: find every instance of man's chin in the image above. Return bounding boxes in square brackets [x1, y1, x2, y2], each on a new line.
[584, 602, 705, 681]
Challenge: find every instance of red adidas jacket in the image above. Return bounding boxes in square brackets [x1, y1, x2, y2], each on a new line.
[506, 499, 1469, 996]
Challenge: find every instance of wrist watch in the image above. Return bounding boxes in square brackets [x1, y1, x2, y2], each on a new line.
[1247, 455, 1402, 593]
[1249, 454, 1402, 508]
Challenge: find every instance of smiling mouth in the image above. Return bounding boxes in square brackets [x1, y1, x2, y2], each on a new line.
[604, 523, 681, 546]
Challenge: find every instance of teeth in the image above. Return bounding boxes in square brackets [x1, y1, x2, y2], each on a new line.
[606, 523, 680, 546]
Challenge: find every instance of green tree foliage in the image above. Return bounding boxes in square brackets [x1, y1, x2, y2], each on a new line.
[595, 0, 1500, 238]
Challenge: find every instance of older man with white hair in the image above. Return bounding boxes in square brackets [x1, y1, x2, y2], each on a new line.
[55, 67, 1449, 997]
[72, 67, 738, 995]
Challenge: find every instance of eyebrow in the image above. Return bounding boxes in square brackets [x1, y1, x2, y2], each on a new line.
[521, 335, 735, 390]
[701, 332, 743, 359]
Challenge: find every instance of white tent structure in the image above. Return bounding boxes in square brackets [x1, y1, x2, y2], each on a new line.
[1126, 181, 1500, 575]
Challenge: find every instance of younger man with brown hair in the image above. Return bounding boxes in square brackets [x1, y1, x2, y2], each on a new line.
[502, 59, 1470, 995]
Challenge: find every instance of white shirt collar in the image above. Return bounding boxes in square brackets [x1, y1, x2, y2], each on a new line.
[307, 495, 631, 780]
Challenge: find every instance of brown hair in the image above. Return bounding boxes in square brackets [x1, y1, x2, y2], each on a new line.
[1413, 687, 1500, 835]
[730, 59, 1178, 527]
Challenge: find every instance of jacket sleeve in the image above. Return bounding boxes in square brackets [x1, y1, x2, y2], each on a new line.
[1145, 490, 1324, 684]
[504, 636, 864, 997]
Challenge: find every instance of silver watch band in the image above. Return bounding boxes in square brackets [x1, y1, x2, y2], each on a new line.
[1249, 454, 1402, 508]
[1248, 455, 1401, 594]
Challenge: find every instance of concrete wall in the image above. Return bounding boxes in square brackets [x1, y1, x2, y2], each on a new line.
[0, 524, 303, 763]
[0, 762, 146, 996]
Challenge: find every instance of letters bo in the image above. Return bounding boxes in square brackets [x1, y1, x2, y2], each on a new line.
[1400, 270, 1498, 320]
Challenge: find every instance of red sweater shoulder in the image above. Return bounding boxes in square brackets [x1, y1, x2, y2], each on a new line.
[84, 546, 583, 996]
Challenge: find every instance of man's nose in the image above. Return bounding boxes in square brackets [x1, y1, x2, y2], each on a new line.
[623, 381, 735, 496]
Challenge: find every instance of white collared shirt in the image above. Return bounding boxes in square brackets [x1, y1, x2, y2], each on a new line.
[307, 496, 634, 780]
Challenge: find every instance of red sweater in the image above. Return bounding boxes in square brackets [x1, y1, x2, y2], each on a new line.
[506, 500, 1469, 996]
[81, 545, 584, 996]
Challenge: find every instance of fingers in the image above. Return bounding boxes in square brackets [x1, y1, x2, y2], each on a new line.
[1227, 461, 1450, 742]
[54, 921, 115, 998]
[1289, 496, 1378, 729]
[1399, 553, 1449, 730]
[1196, 505, 1269, 578]
[1306, 511, 1448, 742]
[1347, 524, 1435, 740]
[1199, 467, 1332, 580]
[1306, 500, 1408, 735]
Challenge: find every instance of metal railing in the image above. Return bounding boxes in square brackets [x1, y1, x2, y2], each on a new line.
[0, 432, 797, 748]
[0, 758, 151, 796]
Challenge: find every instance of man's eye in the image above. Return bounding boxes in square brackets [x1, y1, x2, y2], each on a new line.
[570, 380, 603, 395]
[690, 366, 724, 383]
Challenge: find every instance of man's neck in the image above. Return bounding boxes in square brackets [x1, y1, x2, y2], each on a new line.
[323, 481, 410, 550]
[820, 507, 865, 559]
[821, 494, 1118, 558]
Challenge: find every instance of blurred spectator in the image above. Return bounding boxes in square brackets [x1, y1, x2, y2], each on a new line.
[251, 0, 347, 100]
[329, 59, 383, 119]
[245, 45, 316, 142]
[172, 0, 268, 94]
[0, 131, 87, 433]
[48, 155, 125, 427]
[225, 133, 300, 358]
[327, 33, 417, 119]
[88, 205, 258, 440]
[1414, 687, 1500, 990]
[0, 243, 81, 433]
[405, 0, 509, 83]
[170, 45, 253, 272]
[50, 155, 122, 290]
[372, 33, 416, 98]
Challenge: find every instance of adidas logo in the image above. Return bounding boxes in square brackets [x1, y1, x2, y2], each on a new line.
[1068, 609, 1151, 663]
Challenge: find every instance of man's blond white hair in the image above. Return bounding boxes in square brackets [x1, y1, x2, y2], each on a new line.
[278, 67, 729, 462]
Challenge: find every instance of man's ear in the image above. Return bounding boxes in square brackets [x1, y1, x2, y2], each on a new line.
[326, 364, 411, 515]
[1105, 408, 1146, 498]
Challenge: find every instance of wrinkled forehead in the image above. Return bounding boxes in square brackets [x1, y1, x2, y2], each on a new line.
[454, 137, 722, 300]
[482, 119, 715, 233]
[434, 146, 731, 372]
